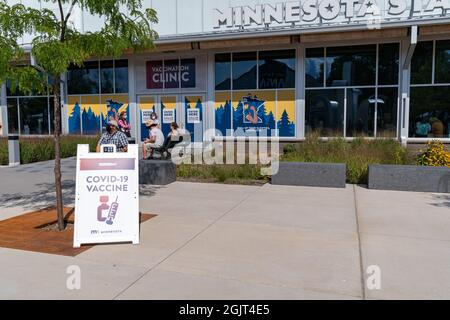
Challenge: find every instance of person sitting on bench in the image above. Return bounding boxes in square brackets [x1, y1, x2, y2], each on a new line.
[143, 120, 164, 159]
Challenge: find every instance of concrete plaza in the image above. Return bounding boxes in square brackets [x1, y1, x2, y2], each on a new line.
[0, 159, 450, 299]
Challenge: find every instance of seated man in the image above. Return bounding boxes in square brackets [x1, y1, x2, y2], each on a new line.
[143, 120, 165, 159]
[96, 120, 128, 152]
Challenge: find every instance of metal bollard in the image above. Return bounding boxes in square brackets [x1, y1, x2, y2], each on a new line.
[8, 135, 20, 166]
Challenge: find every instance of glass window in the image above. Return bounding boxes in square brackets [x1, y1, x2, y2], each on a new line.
[67, 61, 99, 95]
[258, 50, 295, 89]
[305, 48, 325, 88]
[215, 53, 231, 90]
[233, 52, 257, 90]
[378, 43, 399, 85]
[377, 88, 398, 138]
[409, 86, 450, 138]
[411, 41, 433, 85]
[326, 45, 376, 87]
[114, 59, 129, 93]
[19, 97, 49, 135]
[7, 98, 19, 134]
[100, 60, 114, 94]
[346, 88, 376, 137]
[305, 89, 345, 136]
[435, 40, 450, 84]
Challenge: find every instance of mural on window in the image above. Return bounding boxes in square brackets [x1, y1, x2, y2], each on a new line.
[215, 92, 232, 136]
[185, 96, 203, 143]
[139, 96, 156, 141]
[215, 90, 296, 137]
[67, 95, 129, 135]
[102, 95, 130, 132]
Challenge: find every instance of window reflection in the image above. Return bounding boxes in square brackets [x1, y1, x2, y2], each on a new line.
[346, 88, 375, 137]
[305, 48, 325, 88]
[305, 89, 345, 136]
[411, 41, 433, 84]
[7, 98, 19, 134]
[435, 40, 450, 84]
[379, 43, 399, 85]
[19, 97, 49, 135]
[326, 45, 376, 87]
[114, 59, 129, 93]
[233, 52, 257, 90]
[215, 53, 231, 90]
[410, 86, 450, 138]
[67, 61, 99, 95]
[258, 50, 295, 89]
[377, 88, 398, 138]
[100, 60, 114, 94]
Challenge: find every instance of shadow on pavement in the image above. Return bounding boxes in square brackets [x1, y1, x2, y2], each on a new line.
[430, 194, 450, 208]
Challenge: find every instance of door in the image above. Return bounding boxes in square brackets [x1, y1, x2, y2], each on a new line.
[137, 94, 205, 144]
[183, 94, 205, 144]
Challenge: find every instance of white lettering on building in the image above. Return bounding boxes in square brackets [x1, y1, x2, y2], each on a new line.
[213, 0, 450, 29]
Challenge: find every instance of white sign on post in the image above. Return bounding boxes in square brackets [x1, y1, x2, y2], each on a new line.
[73, 144, 140, 248]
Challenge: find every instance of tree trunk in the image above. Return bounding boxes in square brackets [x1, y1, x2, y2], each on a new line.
[53, 78, 64, 231]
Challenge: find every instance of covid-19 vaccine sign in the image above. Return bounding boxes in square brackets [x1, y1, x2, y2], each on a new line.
[73, 144, 139, 248]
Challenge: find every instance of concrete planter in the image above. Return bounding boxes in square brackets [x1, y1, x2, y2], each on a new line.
[139, 160, 176, 185]
[272, 162, 347, 188]
[368, 164, 450, 193]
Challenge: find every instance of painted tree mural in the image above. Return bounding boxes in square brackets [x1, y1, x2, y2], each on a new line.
[68, 103, 81, 134]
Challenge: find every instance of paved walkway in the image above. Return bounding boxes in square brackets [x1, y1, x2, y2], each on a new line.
[0, 159, 450, 299]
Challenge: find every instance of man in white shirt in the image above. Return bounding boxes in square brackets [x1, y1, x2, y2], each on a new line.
[143, 120, 165, 159]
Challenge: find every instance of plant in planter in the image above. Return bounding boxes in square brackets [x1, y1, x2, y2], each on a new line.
[417, 141, 450, 167]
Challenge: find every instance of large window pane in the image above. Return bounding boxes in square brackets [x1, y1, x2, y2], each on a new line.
[411, 41, 433, 84]
[377, 88, 398, 138]
[435, 40, 450, 84]
[305, 48, 325, 88]
[19, 97, 49, 135]
[346, 88, 375, 137]
[409, 86, 450, 138]
[100, 60, 114, 94]
[327, 45, 376, 87]
[233, 52, 257, 90]
[305, 89, 345, 136]
[114, 59, 129, 93]
[378, 43, 399, 85]
[258, 50, 295, 89]
[215, 53, 231, 90]
[7, 98, 19, 134]
[67, 61, 99, 94]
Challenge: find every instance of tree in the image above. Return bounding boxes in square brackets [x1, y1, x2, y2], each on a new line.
[0, 0, 158, 231]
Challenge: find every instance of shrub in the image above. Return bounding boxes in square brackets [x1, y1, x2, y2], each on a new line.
[0, 135, 99, 165]
[0, 138, 7, 165]
[417, 141, 450, 167]
[282, 134, 409, 184]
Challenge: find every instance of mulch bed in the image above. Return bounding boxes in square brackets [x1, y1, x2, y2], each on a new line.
[0, 207, 156, 257]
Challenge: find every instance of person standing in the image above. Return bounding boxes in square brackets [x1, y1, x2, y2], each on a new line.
[96, 120, 129, 152]
[118, 111, 131, 137]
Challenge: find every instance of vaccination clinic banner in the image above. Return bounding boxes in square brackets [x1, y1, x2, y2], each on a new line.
[73, 144, 139, 248]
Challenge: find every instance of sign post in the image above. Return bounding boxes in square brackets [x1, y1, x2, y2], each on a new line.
[73, 144, 139, 248]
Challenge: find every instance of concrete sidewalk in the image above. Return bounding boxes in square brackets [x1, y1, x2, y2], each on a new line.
[0, 160, 450, 299]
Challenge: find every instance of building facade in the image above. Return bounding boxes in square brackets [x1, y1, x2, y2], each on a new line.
[1, 0, 450, 143]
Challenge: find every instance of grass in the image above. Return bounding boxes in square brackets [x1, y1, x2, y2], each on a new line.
[282, 133, 413, 184]
[0, 135, 98, 165]
[177, 163, 269, 185]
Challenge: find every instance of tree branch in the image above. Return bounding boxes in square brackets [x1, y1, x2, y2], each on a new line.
[64, 0, 77, 26]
